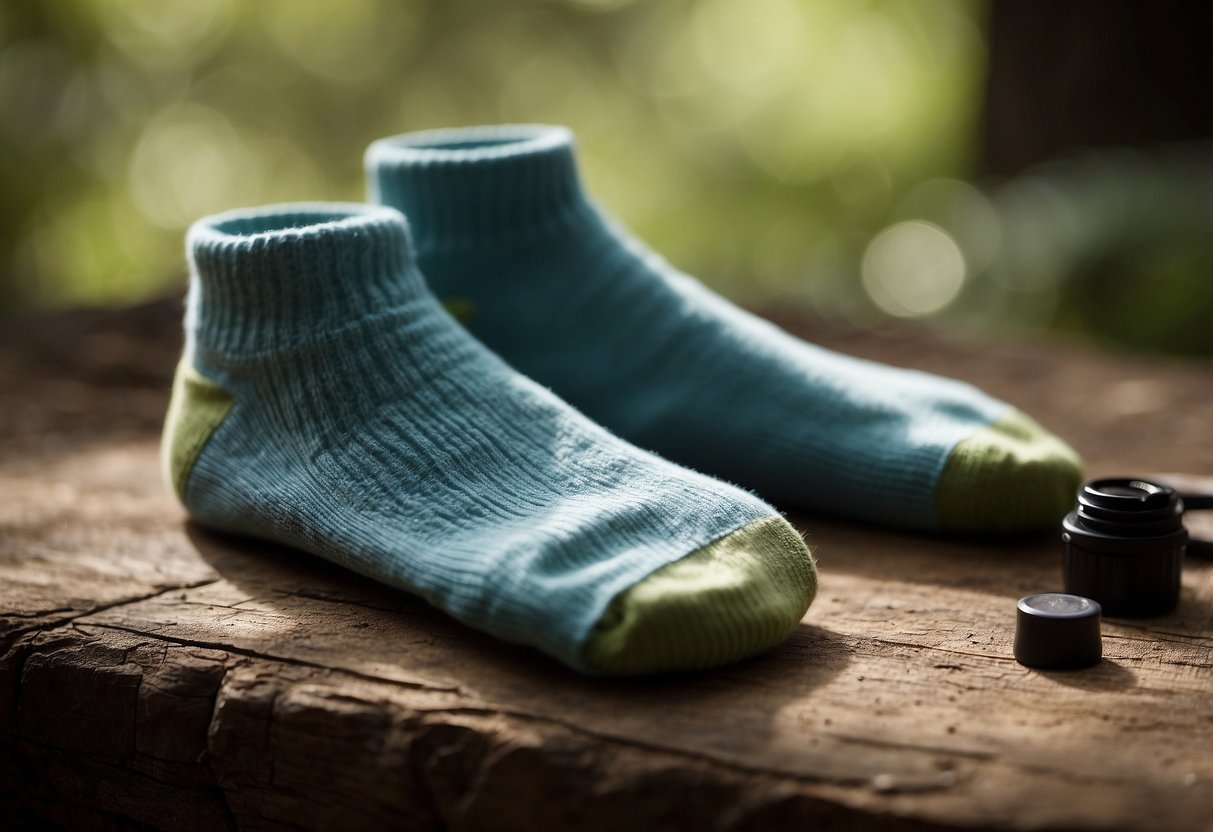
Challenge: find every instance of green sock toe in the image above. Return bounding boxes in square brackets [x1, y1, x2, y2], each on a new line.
[583, 516, 817, 675]
[935, 409, 1082, 533]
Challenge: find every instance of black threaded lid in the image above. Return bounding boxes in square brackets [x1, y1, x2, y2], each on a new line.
[1061, 478, 1188, 616]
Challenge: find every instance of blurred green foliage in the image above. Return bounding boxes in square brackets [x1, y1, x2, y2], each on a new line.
[1, 0, 1208, 355]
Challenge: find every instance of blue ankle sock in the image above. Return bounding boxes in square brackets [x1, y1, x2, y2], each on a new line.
[367, 125, 1082, 532]
[163, 203, 816, 674]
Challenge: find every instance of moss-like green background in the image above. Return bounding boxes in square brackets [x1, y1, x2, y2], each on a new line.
[2, 1, 1209, 355]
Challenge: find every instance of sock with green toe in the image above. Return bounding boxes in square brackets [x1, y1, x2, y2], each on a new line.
[163, 203, 816, 675]
[367, 125, 1083, 533]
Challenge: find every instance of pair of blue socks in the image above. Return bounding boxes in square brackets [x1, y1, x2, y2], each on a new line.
[164, 125, 1081, 675]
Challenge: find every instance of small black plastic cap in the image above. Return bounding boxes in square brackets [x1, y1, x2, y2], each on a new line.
[1014, 593, 1102, 670]
[1061, 477, 1186, 617]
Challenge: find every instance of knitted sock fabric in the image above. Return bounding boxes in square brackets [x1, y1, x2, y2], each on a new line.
[367, 126, 1082, 533]
[163, 203, 816, 675]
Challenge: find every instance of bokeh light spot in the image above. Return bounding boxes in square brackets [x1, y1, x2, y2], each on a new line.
[692, 0, 804, 98]
[258, 0, 413, 85]
[128, 104, 260, 229]
[861, 220, 966, 317]
[97, 0, 233, 70]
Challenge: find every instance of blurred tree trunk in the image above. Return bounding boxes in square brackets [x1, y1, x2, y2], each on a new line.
[981, 0, 1213, 175]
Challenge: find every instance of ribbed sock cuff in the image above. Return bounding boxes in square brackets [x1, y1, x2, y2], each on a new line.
[366, 125, 594, 252]
[186, 203, 423, 360]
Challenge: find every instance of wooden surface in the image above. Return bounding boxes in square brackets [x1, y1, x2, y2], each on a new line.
[2, 298, 1211, 832]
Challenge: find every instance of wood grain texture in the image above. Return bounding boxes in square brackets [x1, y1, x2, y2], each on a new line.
[2, 298, 1211, 832]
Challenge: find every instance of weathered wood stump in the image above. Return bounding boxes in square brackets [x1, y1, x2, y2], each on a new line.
[2, 298, 1211, 831]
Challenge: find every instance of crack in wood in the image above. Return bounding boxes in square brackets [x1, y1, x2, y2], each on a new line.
[80, 621, 465, 696]
[867, 636, 1011, 663]
[2, 579, 221, 647]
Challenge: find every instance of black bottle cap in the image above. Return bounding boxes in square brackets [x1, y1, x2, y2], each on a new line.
[1014, 593, 1102, 670]
[1061, 478, 1187, 616]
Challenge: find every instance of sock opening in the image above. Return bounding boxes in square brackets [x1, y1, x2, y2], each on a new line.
[197, 203, 403, 243]
[369, 124, 572, 163]
[405, 138, 524, 152]
[368, 126, 589, 250]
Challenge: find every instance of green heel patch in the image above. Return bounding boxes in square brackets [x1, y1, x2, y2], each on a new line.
[161, 360, 235, 501]
[442, 296, 477, 326]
